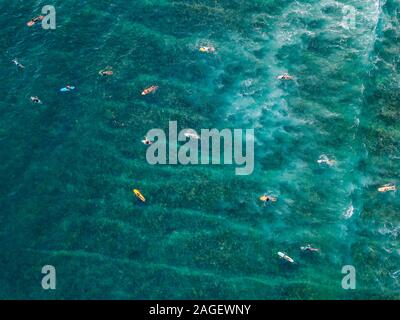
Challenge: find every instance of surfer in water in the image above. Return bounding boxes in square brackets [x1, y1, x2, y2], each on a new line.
[199, 46, 216, 53]
[142, 137, 153, 145]
[184, 130, 200, 140]
[141, 85, 159, 96]
[278, 252, 294, 263]
[260, 194, 277, 203]
[60, 85, 76, 93]
[378, 184, 396, 193]
[12, 59, 25, 69]
[317, 155, 336, 166]
[301, 244, 319, 252]
[27, 15, 44, 27]
[277, 73, 293, 80]
[30, 96, 42, 104]
[99, 67, 113, 76]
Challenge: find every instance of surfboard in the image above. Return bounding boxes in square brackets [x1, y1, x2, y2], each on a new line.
[60, 86, 75, 92]
[277, 74, 293, 80]
[378, 185, 396, 193]
[141, 86, 158, 96]
[183, 131, 200, 140]
[27, 16, 44, 27]
[199, 46, 216, 53]
[278, 252, 294, 263]
[133, 189, 146, 202]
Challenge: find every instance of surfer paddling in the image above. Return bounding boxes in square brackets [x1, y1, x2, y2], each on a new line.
[199, 46, 216, 54]
[378, 184, 396, 193]
[278, 252, 295, 264]
[30, 96, 42, 104]
[12, 59, 25, 69]
[60, 85, 75, 92]
[142, 137, 153, 145]
[183, 130, 200, 140]
[277, 73, 293, 81]
[317, 155, 336, 167]
[99, 67, 113, 76]
[133, 189, 146, 202]
[141, 85, 158, 96]
[260, 194, 277, 203]
[301, 244, 319, 252]
[27, 15, 44, 27]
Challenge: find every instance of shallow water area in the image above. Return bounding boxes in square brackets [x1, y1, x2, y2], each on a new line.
[0, 0, 399, 299]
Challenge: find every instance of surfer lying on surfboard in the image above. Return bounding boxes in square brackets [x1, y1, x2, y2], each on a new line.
[278, 252, 295, 264]
[378, 184, 396, 193]
[277, 73, 293, 80]
[30, 96, 42, 104]
[260, 194, 277, 203]
[141, 85, 158, 96]
[133, 189, 146, 202]
[317, 155, 336, 167]
[301, 244, 319, 252]
[60, 85, 75, 92]
[199, 46, 216, 53]
[142, 137, 153, 145]
[99, 67, 113, 76]
[12, 59, 25, 69]
[183, 130, 200, 140]
[27, 16, 44, 27]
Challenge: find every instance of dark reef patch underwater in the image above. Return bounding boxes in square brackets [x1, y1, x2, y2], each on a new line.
[0, 0, 399, 299]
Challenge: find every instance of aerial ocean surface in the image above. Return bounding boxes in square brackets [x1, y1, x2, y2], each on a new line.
[0, 0, 399, 299]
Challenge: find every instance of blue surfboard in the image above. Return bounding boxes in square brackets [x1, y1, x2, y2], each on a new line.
[60, 86, 75, 92]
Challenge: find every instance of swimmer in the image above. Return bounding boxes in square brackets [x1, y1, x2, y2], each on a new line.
[99, 67, 113, 76]
[12, 59, 25, 69]
[199, 46, 216, 53]
[301, 244, 319, 252]
[30, 96, 42, 104]
[260, 194, 277, 203]
[142, 137, 153, 145]
[27, 15, 44, 27]
[378, 184, 396, 193]
[277, 73, 293, 81]
[317, 155, 336, 166]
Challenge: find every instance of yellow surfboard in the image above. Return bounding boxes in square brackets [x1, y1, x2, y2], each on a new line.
[133, 189, 146, 202]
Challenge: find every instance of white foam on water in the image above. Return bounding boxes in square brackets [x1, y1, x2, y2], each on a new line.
[343, 203, 355, 219]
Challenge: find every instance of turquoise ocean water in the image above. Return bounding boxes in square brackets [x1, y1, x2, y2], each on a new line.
[0, 0, 399, 299]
